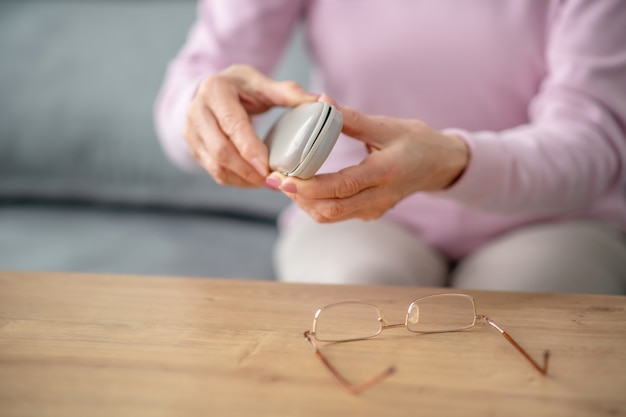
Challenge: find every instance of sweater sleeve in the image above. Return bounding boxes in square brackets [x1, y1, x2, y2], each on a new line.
[153, 0, 307, 172]
[440, 0, 626, 215]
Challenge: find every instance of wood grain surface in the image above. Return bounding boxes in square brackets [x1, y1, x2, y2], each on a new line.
[1, 271, 625, 417]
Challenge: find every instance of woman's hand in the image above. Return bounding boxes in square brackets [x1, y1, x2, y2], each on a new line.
[267, 105, 470, 222]
[185, 64, 317, 187]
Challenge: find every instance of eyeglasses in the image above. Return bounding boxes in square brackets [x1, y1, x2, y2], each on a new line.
[304, 293, 550, 394]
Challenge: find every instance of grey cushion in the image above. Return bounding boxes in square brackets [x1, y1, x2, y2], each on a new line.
[0, 204, 278, 279]
[0, 0, 309, 219]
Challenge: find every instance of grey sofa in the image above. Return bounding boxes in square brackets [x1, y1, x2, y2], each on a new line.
[0, 0, 310, 279]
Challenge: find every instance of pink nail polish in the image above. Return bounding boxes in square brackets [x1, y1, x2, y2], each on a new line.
[265, 177, 281, 191]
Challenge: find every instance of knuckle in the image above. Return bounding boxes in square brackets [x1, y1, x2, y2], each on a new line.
[335, 175, 362, 198]
[318, 201, 346, 220]
[198, 75, 219, 96]
[212, 142, 231, 162]
[220, 113, 246, 137]
[200, 74, 234, 99]
[309, 210, 330, 224]
[213, 175, 228, 186]
[210, 165, 229, 185]
[349, 109, 361, 125]
[345, 107, 365, 128]
[364, 194, 396, 220]
[220, 64, 260, 87]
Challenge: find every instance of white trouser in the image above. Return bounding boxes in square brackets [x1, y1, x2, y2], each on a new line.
[274, 217, 626, 295]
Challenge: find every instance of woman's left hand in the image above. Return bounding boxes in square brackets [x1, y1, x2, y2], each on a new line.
[266, 104, 470, 223]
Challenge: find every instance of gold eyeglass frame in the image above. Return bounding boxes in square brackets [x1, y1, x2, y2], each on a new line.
[304, 293, 550, 395]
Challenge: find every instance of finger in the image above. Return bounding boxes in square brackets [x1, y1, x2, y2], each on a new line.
[184, 120, 210, 165]
[288, 171, 368, 200]
[278, 154, 390, 200]
[339, 106, 399, 148]
[189, 98, 265, 186]
[223, 64, 318, 108]
[201, 80, 270, 177]
[200, 104, 268, 185]
[260, 79, 319, 107]
[292, 187, 390, 223]
[316, 92, 337, 106]
[185, 126, 259, 187]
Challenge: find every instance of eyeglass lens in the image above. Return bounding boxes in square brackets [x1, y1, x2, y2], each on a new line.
[407, 294, 476, 332]
[314, 303, 382, 342]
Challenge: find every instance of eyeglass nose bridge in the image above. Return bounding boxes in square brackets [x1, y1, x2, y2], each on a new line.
[377, 313, 402, 332]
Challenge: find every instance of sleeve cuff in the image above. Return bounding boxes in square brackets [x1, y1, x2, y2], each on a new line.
[435, 128, 506, 206]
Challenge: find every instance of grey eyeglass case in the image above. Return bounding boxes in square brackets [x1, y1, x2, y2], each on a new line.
[264, 102, 342, 179]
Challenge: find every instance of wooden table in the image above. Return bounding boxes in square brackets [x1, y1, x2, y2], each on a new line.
[1, 271, 625, 417]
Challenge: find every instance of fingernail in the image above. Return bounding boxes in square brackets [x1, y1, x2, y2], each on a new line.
[265, 176, 281, 191]
[318, 93, 338, 107]
[252, 158, 268, 177]
[280, 182, 297, 194]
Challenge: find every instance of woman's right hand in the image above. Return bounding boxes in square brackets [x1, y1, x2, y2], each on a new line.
[185, 64, 317, 187]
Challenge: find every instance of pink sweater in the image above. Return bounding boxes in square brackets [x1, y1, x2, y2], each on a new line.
[155, 0, 626, 259]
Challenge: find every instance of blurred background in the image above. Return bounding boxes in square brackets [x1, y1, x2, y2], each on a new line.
[0, 0, 310, 279]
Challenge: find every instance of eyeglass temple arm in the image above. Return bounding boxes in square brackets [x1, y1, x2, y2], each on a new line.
[303, 331, 396, 395]
[477, 315, 550, 375]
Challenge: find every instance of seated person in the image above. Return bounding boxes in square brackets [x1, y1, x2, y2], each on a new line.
[155, 1, 626, 294]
